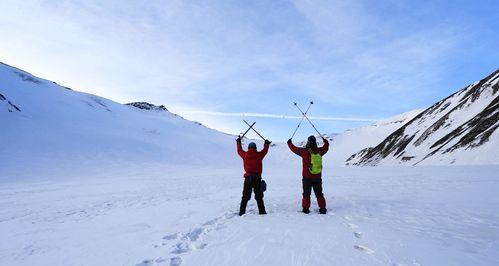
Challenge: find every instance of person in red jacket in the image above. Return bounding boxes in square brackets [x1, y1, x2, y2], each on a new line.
[236, 137, 271, 216]
[287, 135, 329, 214]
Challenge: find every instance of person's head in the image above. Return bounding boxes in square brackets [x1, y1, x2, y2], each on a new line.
[306, 135, 317, 149]
[248, 142, 257, 150]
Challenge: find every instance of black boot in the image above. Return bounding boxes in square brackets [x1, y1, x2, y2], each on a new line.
[256, 199, 267, 215]
[302, 208, 310, 214]
[239, 200, 248, 216]
[319, 208, 327, 214]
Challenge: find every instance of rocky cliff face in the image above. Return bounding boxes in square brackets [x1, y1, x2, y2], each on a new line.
[125, 102, 169, 112]
[347, 69, 499, 166]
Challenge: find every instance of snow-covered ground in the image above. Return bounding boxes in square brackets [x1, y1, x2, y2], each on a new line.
[1, 163, 498, 266]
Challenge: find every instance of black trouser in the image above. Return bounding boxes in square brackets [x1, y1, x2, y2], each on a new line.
[239, 175, 266, 215]
[302, 178, 324, 198]
[302, 178, 326, 210]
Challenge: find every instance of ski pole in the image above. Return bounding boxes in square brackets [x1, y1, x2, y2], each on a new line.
[294, 103, 322, 137]
[243, 120, 266, 141]
[240, 122, 256, 139]
[290, 101, 313, 138]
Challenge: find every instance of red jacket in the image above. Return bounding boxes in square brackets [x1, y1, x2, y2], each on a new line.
[237, 142, 270, 177]
[288, 138, 329, 178]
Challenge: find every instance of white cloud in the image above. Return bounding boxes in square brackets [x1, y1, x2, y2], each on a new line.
[178, 110, 379, 122]
[0, 0, 480, 140]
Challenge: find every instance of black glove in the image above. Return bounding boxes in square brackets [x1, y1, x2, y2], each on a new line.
[264, 139, 271, 145]
[287, 138, 292, 144]
[236, 136, 242, 143]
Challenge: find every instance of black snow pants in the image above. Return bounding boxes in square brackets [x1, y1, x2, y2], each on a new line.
[302, 178, 326, 211]
[239, 175, 266, 215]
[302, 178, 324, 199]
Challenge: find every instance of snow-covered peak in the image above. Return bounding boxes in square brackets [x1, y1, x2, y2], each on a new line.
[327, 109, 422, 166]
[347, 68, 499, 166]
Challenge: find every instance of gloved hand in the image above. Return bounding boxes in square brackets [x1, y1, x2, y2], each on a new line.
[236, 136, 242, 143]
[287, 138, 292, 143]
[264, 139, 271, 145]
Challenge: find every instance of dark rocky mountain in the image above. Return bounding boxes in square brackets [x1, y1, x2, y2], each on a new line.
[125, 102, 169, 112]
[347, 69, 499, 166]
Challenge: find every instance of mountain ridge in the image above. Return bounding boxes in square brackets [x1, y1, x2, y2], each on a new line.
[347, 69, 499, 166]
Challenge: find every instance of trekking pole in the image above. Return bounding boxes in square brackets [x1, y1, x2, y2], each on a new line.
[240, 122, 256, 139]
[243, 120, 266, 141]
[294, 103, 323, 137]
[290, 101, 313, 138]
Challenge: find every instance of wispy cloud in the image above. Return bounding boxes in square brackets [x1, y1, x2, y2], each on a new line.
[1, 0, 497, 140]
[178, 111, 380, 122]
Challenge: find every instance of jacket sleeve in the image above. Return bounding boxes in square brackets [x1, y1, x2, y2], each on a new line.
[319, 138, 329, 155]
[237, 142, 245, 158]
[287, 140, 303, 156]
[259, 142, 270, 158]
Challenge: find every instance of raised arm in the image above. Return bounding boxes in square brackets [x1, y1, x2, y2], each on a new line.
[236, 138, 245, 158]
[319, 137, 329, 155]
[259, 140, 271, 158]
[287, 139, 303, 156]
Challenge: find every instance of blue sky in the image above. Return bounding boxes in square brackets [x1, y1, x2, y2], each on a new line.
[1, 0, 498, 141]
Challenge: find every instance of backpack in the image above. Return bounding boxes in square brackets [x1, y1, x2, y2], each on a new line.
[308, 149, 322, 174]
[260, 179, 267, 192]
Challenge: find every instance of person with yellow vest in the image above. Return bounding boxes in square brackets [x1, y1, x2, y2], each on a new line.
[287, 135, 329, 214]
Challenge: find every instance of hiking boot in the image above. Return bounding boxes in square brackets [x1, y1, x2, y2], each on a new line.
[239, 200, 248, 216]
[256, 199, 266, 215]
[319, 208, 327, 214]
[302, 208, 310, 214]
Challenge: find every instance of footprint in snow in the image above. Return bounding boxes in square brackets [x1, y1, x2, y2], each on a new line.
[163, 233, 179, 240]
[172, 242, 191, 254]
[134, 212, 238, 266]
[354, 231, 363, 238]
[170, 257, 182, 266]
[166, 212, 237, 257]
[354, 245, 375, 254]
[185, 227, 206, 241]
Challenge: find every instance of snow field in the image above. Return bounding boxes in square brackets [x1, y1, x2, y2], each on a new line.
[2, 165, 498, 266]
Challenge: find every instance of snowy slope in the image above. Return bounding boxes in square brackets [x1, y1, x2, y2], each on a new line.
[327, 110, 422, 166]
[0, 62, 238, 182]
[347, 69, 499, 166]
